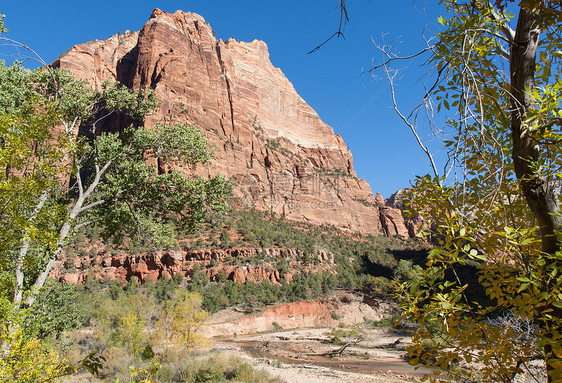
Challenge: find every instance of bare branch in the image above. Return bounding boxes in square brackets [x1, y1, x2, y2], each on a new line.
[384, 66, 441, 182]
[0, 36, 47, 66]
[367, 42, 435, 74]
[307, 31, 346, 54]
[0, 36, 59, 90]
[307, 0, 349, 54]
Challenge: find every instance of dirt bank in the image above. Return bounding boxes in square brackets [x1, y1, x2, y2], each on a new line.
[206, 292, 425, 382]
[204, 292, 397, 337]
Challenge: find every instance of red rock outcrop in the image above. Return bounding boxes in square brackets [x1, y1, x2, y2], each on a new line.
[52, 9, 410, 236]
[51, 247, 333, 284]
[379, 206, 410, 237]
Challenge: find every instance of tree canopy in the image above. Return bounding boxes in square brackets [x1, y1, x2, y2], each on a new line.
[0, 16, 231, 380]
[0, 24, 230, 308]
[353, 0, 562, 381]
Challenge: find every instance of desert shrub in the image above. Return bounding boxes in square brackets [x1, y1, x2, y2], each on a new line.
[193, 361, 224, 383]
[329, 327, 359, 345]
[220, 228, 232, 249]
[141, 344, 155, 360]
[76, 285, 158, 357]
[369, 312, 414, 330]
[359, 275, 396, 297]
[393, 259, 422, 282]
[173, 354, 281, 383]
[215, 269, 227, 283]
[100, 346, 135, 381]
[336, 264, 359, 289]
[115, 312, 146, 354]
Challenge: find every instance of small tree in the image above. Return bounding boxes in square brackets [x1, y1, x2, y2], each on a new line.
[116, 313, 147, 355]
[154, 290, 209, 353]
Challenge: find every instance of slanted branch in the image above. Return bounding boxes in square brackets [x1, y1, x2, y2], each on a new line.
[309, 338, 362, 357]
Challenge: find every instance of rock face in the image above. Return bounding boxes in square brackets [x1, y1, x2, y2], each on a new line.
[52, 8, 409, 236]
[52, 247, 334, 285]
[386, 188, 424, 238]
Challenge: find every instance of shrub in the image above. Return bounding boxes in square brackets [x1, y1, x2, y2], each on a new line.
[393, 259, 422, 282]
[175, 354, 281, 383]
[25, 280, 87, 339]
[0, 304, 71, 383]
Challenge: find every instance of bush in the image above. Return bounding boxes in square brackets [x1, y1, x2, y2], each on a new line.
[154, 290, 209, 353]
[0, 304, 70, 383]
[25, 280, 87, 339]
[360, 276, 396, 297]
[393, 259, 422, 281]
[175, 354, 281, 383]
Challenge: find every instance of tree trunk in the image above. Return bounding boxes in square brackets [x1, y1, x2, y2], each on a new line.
[510, 8, 562, 382]
[510, 9, 562, 254]
[13, 190, 50, 304]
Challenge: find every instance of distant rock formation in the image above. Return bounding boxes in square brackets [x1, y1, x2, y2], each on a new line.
[386, 188, 423, 238]
[52, 8, 412, 236]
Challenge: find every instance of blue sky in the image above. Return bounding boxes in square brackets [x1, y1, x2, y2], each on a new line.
[1, 1, 447, 198]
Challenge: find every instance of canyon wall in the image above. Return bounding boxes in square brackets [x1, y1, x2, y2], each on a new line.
[52, 9, 411, 236]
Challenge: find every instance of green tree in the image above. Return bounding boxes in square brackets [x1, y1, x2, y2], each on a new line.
[0, 62, 230, 308]
[0, 18, 230, 374]
[348, 0, 562, 381]
[25, 281, 86, 340]
[0, 304, 70, 383]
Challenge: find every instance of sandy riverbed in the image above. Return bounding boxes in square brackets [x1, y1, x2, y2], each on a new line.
[213, 327, 425, 383]
[204, 292, 427, 383]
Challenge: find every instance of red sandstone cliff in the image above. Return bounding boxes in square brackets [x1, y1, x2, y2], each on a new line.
[52, 9, 411, 237]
